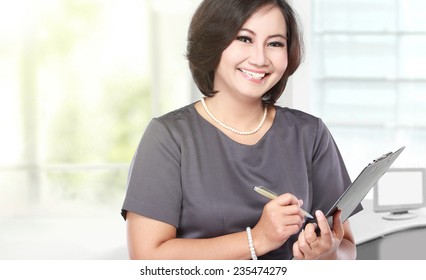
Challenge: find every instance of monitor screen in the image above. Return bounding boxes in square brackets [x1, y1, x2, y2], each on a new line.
[373, 168, 426, 215]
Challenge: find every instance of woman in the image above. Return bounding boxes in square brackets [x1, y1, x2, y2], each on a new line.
[121, 0, 361, 260]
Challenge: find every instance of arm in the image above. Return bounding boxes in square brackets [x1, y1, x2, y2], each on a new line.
[127, 212, 251, 260]
[126, 193, 305, 260]
[292, 210, 357, 260]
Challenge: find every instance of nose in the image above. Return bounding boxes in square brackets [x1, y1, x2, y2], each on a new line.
[248, 44, 267, 67]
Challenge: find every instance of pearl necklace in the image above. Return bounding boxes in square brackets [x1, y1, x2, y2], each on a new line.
[200, 98, 268, 135]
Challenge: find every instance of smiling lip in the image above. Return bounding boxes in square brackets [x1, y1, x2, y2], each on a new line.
[238, 68, 269, 83]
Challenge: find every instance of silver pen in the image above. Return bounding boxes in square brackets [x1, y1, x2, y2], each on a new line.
[253, 186, 314, 219]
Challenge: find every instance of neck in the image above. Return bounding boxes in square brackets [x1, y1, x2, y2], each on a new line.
[209, 93, 264, 116]
[203, 95, 266, 132]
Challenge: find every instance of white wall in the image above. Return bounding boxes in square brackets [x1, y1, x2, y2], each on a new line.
[279, 0, 312, 112]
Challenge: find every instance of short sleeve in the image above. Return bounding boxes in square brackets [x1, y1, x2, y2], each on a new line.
[311, 119, 363, 217]
[121, 118, 182, 227]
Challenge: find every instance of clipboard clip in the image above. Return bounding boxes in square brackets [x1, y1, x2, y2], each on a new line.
[371, 151, 393, 164]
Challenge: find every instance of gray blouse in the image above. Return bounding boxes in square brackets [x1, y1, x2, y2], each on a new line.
[121, 103, 361, 259]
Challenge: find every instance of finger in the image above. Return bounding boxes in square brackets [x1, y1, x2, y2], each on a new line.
[267, 200, 305, 223]
[297, 229, 310, 251]
[275, 193, 299, 207]
[283, 215, 304, 228]
[332, 210, 344, 239]
[281, 203, 305, 216]
[264, 200, 302, 218]
[296, 229, 316, 259]
[292, 240, 304, 260]
[315, 210, 331, 237]
[260, 203, 304, 238]
[282, 207, 305, 230]
[303, 223, 318, 243]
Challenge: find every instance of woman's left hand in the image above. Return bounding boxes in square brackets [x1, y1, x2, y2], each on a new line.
[292, 210, 344, 260]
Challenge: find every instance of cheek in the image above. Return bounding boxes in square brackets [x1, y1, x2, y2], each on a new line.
[221, 42, 245, 64]
[275, 53, 288, 75]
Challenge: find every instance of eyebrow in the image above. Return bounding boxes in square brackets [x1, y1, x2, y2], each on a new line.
[240, 28, 287, 40]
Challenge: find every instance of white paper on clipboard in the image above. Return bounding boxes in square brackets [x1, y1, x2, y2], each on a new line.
[324, 146, 405, 226]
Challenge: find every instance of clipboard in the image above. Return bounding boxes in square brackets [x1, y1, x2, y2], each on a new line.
[323, 146, 405, 226]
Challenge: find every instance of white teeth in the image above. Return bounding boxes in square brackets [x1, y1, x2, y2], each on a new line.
[240, 69, 266, 80]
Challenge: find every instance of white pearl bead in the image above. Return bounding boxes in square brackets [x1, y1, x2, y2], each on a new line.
[201, 98, 267, 136]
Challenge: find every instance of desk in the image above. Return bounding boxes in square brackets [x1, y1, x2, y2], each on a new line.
[349, 199, 426, 259]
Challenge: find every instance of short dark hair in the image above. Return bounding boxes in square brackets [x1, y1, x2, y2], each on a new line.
[186, 0, 304, 105]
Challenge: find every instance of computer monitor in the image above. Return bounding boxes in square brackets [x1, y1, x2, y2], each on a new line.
[373, 168, 426, 220]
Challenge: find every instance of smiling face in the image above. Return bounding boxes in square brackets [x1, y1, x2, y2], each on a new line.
[213, 5, 288, 101]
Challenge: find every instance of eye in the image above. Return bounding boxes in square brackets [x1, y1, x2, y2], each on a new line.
[236, 36, 252, 43]
[268, 41, 286, 48]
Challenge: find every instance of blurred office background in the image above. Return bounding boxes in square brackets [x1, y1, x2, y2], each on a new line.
[0, 0, 425, 259]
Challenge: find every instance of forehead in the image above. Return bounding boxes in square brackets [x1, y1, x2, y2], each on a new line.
[241, 5, 287, 34]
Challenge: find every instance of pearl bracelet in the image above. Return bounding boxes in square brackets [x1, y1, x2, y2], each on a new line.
[246, 227, 258, 260]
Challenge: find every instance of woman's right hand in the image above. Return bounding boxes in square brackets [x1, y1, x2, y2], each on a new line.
[251, 193, 305, 255]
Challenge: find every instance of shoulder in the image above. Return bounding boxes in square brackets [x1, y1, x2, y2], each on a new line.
[275, 106, 325, 131]
[154, 103, 196, 127]
[274, 106, 334, 151]
[143, 103, 198, 145]
[146, 103, 197, 133]
[154, 103, 195, 125]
